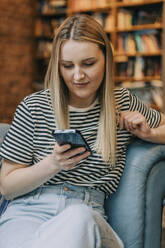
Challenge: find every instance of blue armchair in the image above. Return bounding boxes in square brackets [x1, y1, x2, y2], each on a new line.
[0, 123, 10, 216]
[0, 123, 165, 248]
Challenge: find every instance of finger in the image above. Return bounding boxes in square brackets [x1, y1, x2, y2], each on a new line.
[119, 112, 130, 130]
[64, 147, 86, 159]
[119, 111, 134, 129]
[125, 117, 141, 131]
[72, 150, 91, 164]
[54, 143, 71, 154]
[124, 115, 138, 130]
[62, 162, 75, 171]
[128, 115, 146, 130]
[63, 151, 91, 171]
[119, 113, 124, 129]
[131, 118, 144, 129]
[120, 111, 143, 130]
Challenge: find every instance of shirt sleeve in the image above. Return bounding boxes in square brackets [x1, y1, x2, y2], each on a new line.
[0, 100, 35, 165]
[128, 91, 161, 128]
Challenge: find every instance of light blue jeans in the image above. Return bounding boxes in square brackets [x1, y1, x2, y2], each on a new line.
[0, 183, 124, 248]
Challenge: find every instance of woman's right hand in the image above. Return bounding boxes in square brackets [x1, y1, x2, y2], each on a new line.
[50, 143, 91, 172]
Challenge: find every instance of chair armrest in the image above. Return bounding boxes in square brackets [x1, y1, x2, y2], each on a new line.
[105, 139, 165, 248]
[145, 160, 165, 248]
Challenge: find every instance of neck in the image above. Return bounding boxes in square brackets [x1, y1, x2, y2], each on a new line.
[69, 95, 96, 108]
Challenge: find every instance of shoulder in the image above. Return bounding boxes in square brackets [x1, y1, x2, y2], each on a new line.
[23, 89, 50, 105]
[114, 87, 131, 111]
[21, 89, 51, 111]
[114, 87, 130, 98]
[14, 89, 52, 119]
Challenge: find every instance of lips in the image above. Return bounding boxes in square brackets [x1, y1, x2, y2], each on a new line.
[73, 82, 89, 87]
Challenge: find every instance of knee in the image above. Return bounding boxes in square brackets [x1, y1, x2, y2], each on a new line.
[63, 204, 95, 226]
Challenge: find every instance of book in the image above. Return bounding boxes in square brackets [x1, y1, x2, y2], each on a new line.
[117, 8, 133, 29]
[125, 33, 136, 54]
[134, 32, 144, 52]
[134, 57, 144, 79]
[117, 34, 125, 53]
[104, 12, 114, 32]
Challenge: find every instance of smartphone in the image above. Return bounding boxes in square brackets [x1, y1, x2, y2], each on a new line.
[52, 129, 91, 153]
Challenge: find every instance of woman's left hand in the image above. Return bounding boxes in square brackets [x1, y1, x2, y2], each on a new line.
[119, 111, 152, 140]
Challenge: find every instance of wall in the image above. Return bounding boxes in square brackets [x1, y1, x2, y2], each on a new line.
[0, 0, 37, 123]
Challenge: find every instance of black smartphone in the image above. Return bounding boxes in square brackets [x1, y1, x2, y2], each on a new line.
[52, 129, 91, 153]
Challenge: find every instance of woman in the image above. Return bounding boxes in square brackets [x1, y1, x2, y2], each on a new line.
[0, 14, 165, 248]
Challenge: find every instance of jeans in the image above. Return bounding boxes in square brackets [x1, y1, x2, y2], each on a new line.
[0, 183, 124, 248]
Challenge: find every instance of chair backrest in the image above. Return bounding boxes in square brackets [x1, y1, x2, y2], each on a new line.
[0, 123, 10, 216]
[0, 123, 10, 162]
[0, 123, 10, 146]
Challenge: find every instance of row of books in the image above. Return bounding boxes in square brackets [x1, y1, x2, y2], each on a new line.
[69, 0, 109, 11]
[35, 8, 162, 38]
[34, 12, 114, 38]
[116, 56, 161, 78]
[117, 8, 162, 29]
[34, 17, 65, 38]
[38, 0, 67, 14]
[90, 12, 115, 31]
[117, 30, 161, 53]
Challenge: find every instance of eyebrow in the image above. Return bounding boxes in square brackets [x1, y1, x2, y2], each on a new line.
[60, 57, 97, 63]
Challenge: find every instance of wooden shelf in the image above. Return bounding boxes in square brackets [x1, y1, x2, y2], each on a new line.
[68, 6, 110, 14]
[115, 75, 161, 82]
[114, 51, 163, 60]
[39, 10, 67, 17]
[116, 23, 163, 32]
[116, 0, 164, 7]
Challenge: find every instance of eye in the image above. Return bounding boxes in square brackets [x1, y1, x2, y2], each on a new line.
[83, 61, 95, 67]
[62, 64, 73, 69]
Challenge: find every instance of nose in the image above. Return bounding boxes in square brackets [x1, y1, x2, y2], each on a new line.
[73, 67, 85, 81]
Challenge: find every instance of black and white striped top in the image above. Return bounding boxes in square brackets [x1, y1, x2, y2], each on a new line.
[0, 88, 161, 195]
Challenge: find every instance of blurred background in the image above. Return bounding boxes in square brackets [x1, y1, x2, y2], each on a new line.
[0, 0, 165, 124]
[0, 0, 37, 123]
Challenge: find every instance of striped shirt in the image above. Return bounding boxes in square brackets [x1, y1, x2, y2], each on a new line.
[0, 88, 161, 195]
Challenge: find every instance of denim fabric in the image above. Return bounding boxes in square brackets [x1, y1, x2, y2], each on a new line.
[0, 183, 123, 248]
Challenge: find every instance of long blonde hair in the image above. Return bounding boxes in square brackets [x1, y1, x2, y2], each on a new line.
[44, 14, 117, 166]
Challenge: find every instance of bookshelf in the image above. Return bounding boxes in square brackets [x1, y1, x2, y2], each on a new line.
[34, 0, 165, 112]
[110, 0, 164, 111]
[34, 0, 67, 90]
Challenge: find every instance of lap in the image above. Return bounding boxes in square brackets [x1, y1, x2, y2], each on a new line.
[0, 184, 124, 248]
[0, 215, 43, 248]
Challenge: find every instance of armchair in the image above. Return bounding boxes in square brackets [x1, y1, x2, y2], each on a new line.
[0, 123, 10, 216]
[105, 139, 165, 248]
[0, 123, 165, 248]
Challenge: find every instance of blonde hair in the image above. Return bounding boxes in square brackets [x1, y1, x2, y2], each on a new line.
[44, 14, 117, 166]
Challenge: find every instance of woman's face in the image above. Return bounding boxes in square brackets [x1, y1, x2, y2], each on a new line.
[59, 40, 105, 108]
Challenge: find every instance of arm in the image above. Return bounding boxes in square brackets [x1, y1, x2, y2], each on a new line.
[119, 112, 165, 144]
[0, 144, 90, 200]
